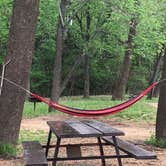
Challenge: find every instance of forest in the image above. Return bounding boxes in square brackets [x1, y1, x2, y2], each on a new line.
[0, 0, 165, 99]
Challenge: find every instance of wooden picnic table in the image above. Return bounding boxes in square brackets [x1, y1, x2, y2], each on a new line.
[45, 119, 125, 166]
[22, 119, 156, 166]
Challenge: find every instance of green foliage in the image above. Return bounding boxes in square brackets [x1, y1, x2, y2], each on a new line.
[128, 65, 149, 94]
[0, 0, 165, 96]
[0, 143, 16, 157]
[145, 135, 166, 148]
[0, 0, 12, 63]
[30, 0, 58, 96]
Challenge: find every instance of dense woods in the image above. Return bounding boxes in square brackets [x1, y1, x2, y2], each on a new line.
[0, 0, 165, 99]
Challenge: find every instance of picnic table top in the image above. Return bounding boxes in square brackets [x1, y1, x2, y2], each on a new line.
[47, 119, 125, 138]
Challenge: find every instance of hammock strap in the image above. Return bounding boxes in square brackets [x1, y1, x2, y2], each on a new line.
[0, 76, 32, 95]
[0, 60, 11, 95]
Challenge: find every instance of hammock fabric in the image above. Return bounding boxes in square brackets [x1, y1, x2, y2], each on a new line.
[31, 82, 158, 117]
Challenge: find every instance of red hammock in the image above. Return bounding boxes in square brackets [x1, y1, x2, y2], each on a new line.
[31, 82, 158, 117]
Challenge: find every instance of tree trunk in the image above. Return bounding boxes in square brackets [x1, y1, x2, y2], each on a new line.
[112, 17, 137, 100]
[49, 0, 67, 112]
[147, 50, 163, 99]
[60, 54, 83, 95]
[156, 44, 166, 140]
[84, 53, 90, 98]
[0, 0, 39, 145]
[83, 7, 91, 98]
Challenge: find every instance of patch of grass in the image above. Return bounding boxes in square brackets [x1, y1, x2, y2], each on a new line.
[17, 129, 49, 154]
[23, 102, 59, 119]
[0, 143, 16, 157]
[146, 97, 159, 103]
[111, 100, 157, 121]
[19, 129, 48, 144]
[145, 135, 166, 148]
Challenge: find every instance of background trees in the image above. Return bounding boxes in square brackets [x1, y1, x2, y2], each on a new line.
[0, 0, 165, 98]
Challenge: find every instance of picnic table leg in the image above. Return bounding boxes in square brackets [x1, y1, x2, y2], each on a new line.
[97, 137, 106, 166]
[33, 101, 36, 112]
[112, 136, 122, 166]
[45, 129, 52, 157]
[52, 137, 61, 166]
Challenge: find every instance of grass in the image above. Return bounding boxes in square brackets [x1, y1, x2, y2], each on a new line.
[145, 135, 166, 148]
[17, 129, 49, 155]
[23, 95, 158, 121]
[111, 100, 156, 121]
[19, 129, 48, 144]
[0, 130, 49, 157]
[0, 143, 16, 157]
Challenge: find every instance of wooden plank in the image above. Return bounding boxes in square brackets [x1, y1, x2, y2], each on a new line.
[66, 145, 82, 158]
[102, 137, 156, 159]
[82, 120, 124, 136]
[65, 120, 102, 137]
[22, 141, 48, 166]
[47, 121, 80, 138]
[22, 141, 43, 150]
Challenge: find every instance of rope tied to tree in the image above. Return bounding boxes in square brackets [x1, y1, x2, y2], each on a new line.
[0, 59, 11, 96]
[0, 76, 32, 95]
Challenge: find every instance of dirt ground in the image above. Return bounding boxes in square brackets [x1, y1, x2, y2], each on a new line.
[1, 104, 166, 166]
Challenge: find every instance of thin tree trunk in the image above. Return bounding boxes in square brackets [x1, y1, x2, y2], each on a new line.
[60, 54, 83, 95]
[0, 0, 39, 145]
[147, 50, 163, 99]
[112, 17, 137, 100]
[84, 53, 90, 97]
[156, 44, 166, 140]
[49, 0, 67, 112]
[83, 7, 91, 98]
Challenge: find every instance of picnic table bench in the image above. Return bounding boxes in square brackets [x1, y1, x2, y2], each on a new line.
[22, 141, 47, 166]
[22, 119, 156, 166]
[102, 137, 156, 159]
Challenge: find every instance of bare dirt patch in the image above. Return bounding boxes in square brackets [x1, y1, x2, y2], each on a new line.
[1, 115, 166, 166]
[147, 102, 158, 108]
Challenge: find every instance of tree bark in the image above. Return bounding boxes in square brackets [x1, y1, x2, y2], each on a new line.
[0, 0, 39, 145]
[147, 49, 163, 99]
[49, 0, 67, 112]
[60, 54, 83, 95]
[112, 17, 137, 100]
[156, 44, 166, 140]
[83, 7, 91, 98]
[84, 53, 90, 98]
